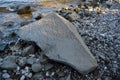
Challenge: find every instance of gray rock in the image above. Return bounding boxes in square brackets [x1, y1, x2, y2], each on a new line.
[17, 13, 97, 74]
[0, 56, 17, 70]
[0, 43, 7, 51]
[26, 57, 37, 65]
[4, 56, 17, 62]
[32, 73, 44, 80]
[0, 61, 17, 70]
[17, 57, 27, 67]
[44, 63, 53, 71]
[32, 63, 42, 72]
[32, 12, 43, 20]
[22, 45, 35, 56]
[2, 73, 10, 79]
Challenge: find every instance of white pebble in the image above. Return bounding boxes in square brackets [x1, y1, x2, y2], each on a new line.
[27, 73, 32, 78]
[2, 73, 10, 79]
[20, 75, 25, 80]
[46, 72, 50, 77]
[2, 70, 7, 73]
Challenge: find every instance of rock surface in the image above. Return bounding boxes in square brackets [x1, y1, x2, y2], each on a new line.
[17, 13, 97, 74]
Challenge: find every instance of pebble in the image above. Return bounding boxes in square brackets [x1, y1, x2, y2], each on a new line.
[57, 71, 66, 77]
[32, 63, 42, 72]
[4, 56, 17, 62]
[20, 75, 25, 80]
[27, 73, 32, 78]
[32, 12, 43, 20]
[44, 63, 53, 71]
[0, 43, 7, 51]
[66, 12, 79, 21]
[17, 57, 27, 67]
[32, 73, 44, 80]
[46, 71, 50, 77]
[26, 57, 37, 65]
[22, 45, 35, 56]
[2, 73, 10, 79]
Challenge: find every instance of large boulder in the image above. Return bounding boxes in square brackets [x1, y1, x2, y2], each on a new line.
[17, 13, 97, 74]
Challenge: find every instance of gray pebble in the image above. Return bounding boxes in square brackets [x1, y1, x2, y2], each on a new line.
[32, 63, 42, 72]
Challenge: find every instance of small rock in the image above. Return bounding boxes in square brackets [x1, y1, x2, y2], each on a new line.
[57, 71, 66, 77]
[40, 58, 48, 64]
[0, 7, 8, 12]
[67, 12, 79, 21]
[7, 6, 17, 12]
[17, 57, 27, 67]
[2, 70, 7, 73]
[27, 73, 32, 78]
[35, 14, 43, 20]
[44, 63, 53, 71]
[66, 74, 71, 80]
[32, 73, 44, 80]
[2, 21, 14, 26]
[2, 73, 10, 79]
[20, 75, 25, 80]
[32, 12, 43, 20]
[59, 77, 66, 80]
[32, 63, 42, 72]
[0, 58, 3, 63]
[26, 57, 37, 65]
[22, 45, 35, 56]
[0, 43, 7, 51]
[0, 56, 17, 70]
[46, 71, 50, 77]
[17, 5, 32, 14]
